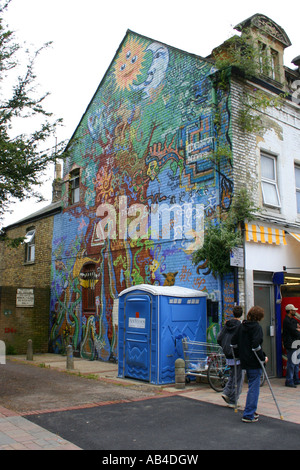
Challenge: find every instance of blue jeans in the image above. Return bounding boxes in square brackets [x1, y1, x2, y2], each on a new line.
[243, 369, 262, 420]
[286, 349, 300, 385]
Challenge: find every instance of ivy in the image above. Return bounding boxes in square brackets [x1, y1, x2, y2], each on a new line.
[192, 222, 241, 277]
[238, 87, 288, 133]
[193, 188, 258, 277]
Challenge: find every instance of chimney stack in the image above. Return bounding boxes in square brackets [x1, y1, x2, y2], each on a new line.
[52, 162, 62, 203]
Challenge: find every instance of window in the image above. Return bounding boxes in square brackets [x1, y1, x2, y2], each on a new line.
[258, 43, 281, 82]
[258, 42, 268, 75]
[295, 166, 300, 214]
[69, 169, 80, 205]
[24, 228, 35, 262]
[261, 153, 281, 208]
[81, 264, 97, 312]
[270, 49, 279, 81]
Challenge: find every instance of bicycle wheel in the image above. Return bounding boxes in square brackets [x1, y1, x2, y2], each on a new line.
[207, 356, 230, 392]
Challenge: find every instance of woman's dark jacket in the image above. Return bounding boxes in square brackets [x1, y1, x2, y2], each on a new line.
[231, 320, 265, 369]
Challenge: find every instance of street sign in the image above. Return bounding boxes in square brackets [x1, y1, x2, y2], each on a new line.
[230, 247, 244, 267]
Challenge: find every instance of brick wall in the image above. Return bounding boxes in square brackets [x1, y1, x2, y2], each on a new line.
[0, 215, 54, 354]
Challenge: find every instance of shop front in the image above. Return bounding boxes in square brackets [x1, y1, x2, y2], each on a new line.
[244, 223, 300, 378]
[273, 271, 300, 377]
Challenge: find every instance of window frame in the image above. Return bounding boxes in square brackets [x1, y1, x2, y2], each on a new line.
[69, 169, 80, 205]
[260, 152, 281, 209]
[258, 41, 268, 76]
[24, 228, 36, 263]
[295, 165, 300, 214]
[270, 48, 279, 81]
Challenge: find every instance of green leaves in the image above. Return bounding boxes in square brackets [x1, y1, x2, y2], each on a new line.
[192, 222, 241, 277]
[192, 188, 257, 277]
[0, 1, 64, 221]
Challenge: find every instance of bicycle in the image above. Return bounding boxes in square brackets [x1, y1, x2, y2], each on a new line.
[207, 353, 266, 392]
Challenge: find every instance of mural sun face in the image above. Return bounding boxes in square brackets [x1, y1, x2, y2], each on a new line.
[114, 38, 146, 91]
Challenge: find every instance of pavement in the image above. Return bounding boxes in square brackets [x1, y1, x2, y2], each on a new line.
[1, 353, 300, 450]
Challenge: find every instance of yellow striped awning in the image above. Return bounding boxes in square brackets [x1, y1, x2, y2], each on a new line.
[289, 232, 300, 243]
[245, 223, 287, 245]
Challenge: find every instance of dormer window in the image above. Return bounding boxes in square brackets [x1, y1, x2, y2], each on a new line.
[234, 14, 291, 86]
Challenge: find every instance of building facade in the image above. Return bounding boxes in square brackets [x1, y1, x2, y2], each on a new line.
[228, 15, 300, 377]
[49, 32, 234, 360]
[0, 201, 61, 354]
[49, 16, 300, 376]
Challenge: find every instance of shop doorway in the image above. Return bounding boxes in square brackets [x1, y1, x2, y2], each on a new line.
[254, 279, 276, 377]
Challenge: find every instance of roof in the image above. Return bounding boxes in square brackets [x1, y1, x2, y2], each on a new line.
[119, 284, 207, 297]
[234, 13, 292, 48]
[4, 201, 62, 230]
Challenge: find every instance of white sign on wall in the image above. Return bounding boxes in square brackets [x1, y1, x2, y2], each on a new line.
[16, 288, 34, 307]
[230, 247, 244, 268]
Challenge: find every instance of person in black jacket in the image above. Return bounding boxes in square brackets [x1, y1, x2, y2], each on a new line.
[231, 306, 267, 423]
[282, 304, 300, 388]
[217, 305, 244, 408]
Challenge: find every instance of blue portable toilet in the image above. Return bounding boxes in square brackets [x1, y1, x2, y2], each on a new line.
[118, 284, 207, 385]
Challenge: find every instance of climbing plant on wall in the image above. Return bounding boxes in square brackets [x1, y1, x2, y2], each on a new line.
[192, 187, 257, 277]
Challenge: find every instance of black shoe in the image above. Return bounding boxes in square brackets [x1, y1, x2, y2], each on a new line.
[285, 383, 297, 388]
[242, 417, 259, 423]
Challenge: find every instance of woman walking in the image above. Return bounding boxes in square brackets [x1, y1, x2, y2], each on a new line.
[232, 306, 267, 423]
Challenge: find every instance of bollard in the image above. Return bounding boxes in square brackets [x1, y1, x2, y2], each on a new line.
[27, 339, 33, 361]
[0, 340, 6, 364]
[66, 344, 74, 370]
[175, 358, 186, 389]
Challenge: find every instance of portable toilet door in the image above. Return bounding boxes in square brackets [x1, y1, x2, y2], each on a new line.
[123, 292, 152, 381]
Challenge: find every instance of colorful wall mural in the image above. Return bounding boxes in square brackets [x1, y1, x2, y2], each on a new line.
[49, 31, 233, 360]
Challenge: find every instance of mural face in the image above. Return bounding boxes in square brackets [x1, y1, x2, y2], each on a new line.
[49, 32, 233, 359]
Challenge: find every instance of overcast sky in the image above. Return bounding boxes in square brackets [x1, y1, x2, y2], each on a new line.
[2, 0, 300, 226]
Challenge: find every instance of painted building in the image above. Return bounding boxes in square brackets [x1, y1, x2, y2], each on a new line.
[49, 31, 234, 360]
[49, 17, 300, 372]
